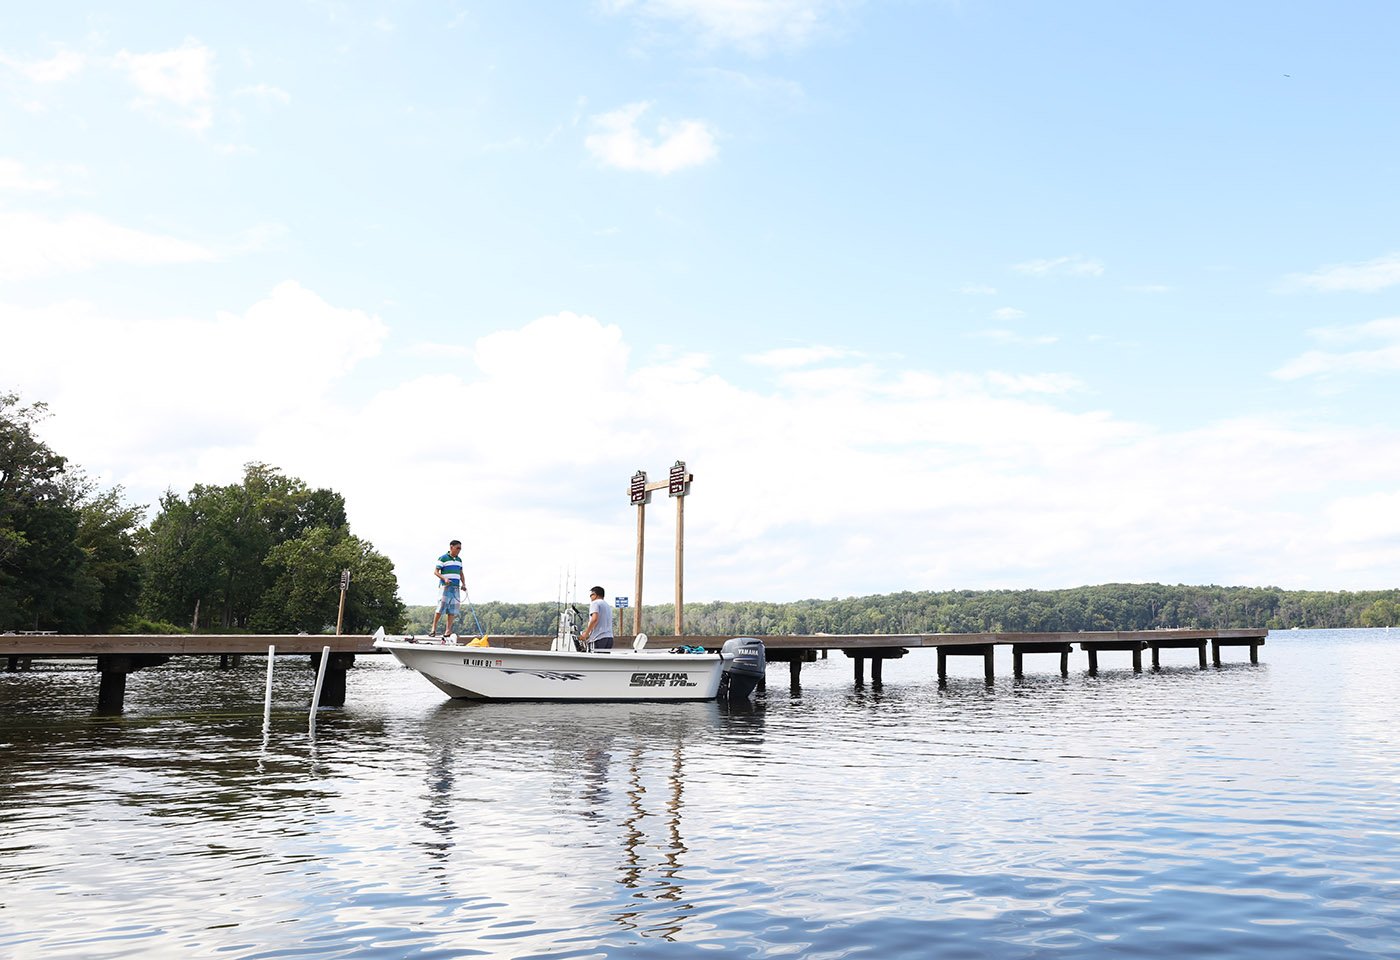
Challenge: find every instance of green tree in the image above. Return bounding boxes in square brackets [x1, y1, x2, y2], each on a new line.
[0, 394, 84, 630]
[140, 463, 353, 629]
[74, 482, 146, 631]
[1360, 599, 1400, 628]
[250, 525, 404, 633]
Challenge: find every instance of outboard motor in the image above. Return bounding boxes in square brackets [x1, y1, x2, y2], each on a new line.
[718, 637, 766, 701]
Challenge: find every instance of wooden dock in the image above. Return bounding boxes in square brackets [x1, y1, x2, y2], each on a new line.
[2, 628, 1267, 712]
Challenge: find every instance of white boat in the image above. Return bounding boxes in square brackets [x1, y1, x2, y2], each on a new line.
[372, 617, 765, 703]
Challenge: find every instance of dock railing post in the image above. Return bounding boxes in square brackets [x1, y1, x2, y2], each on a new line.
[263, 644, 276, 731]
[309, 645, 330, 735]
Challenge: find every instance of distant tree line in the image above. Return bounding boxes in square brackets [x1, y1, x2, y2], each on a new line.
[1, 392, 405, 634]
[404, 582, 1400, 637]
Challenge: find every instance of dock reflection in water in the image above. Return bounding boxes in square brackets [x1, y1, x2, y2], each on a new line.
[2, 631, 1399, 959]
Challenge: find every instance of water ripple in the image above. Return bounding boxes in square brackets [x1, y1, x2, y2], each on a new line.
[2, 630, 1399, 958]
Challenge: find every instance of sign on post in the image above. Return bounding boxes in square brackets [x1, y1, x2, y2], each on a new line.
[668, 460, 690, 497]
[615, 597, 629, 608]
[630, 470, 651, 505]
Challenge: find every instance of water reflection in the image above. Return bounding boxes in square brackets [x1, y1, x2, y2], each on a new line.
[3, 635, 1400, 959]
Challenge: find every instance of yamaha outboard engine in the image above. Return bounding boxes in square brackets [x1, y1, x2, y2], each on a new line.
[718, 637, 766, 701]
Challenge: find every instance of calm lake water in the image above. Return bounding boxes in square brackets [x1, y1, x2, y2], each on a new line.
[2, 629, 1398, 959]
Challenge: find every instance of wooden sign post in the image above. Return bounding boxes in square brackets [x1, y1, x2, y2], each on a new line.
[668, 461, 692, 636]
[335, 568, 351, 635]
[629, 462, 693, 636]
[629, 470, 650, 636]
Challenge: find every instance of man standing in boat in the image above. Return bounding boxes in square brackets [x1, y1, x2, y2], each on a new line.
[430, 540, 466, 637]
[579, 585, 614, 653]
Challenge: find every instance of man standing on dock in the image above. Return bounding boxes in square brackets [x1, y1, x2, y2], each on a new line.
[430, 540, 466, 637]
[580, 585, 614, 653]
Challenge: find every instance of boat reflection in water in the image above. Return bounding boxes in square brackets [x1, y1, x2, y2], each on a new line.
[408, 696, 765, 943]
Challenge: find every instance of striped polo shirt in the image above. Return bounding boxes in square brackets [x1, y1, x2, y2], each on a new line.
[436, 552, 464, 587]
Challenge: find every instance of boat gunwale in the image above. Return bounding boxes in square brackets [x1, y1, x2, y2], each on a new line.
[374, 639, 722, 662]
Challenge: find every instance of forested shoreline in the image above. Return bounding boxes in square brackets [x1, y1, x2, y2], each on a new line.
[403, 582, 1400, 637]
[1, 392, 405, 634]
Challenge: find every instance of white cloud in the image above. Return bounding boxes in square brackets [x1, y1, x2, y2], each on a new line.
[0, 49, 85, 84]
[604, 0, 842, 51]
[1289, 252, 1400, 293]
[0, 158, 57, 193]
[233, 83, 290, 104]
[743, 345, 855, 368]
[114, 39, 215, 130]
[1014, 255, 1105, 278]
[586, 102, 718, 174]
[1272, 318, 1400, 380]
[0, 281, 386, 472]
[991, 307, 1026, 321]
[0, 210, 215, 281]
[10, 305, 1400, 605]
[971, 328, 1057, 346]
[985, 372, 1083, 395]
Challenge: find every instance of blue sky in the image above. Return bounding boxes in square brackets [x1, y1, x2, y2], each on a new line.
[3, 1, 1399, 605]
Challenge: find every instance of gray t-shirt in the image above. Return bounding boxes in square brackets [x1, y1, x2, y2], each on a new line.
[589, 598, 613, 639]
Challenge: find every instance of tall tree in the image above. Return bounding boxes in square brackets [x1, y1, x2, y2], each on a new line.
[140, 462, 400, 631]
[73, 480, 146, 631]
[0, 394, 84, 630]
[251, 525, 405, 633]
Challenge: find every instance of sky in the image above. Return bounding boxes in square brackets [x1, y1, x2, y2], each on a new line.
[2, 1, 1399, 606]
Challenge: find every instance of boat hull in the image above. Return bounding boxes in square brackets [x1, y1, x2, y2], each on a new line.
[375, 638, 725, 701]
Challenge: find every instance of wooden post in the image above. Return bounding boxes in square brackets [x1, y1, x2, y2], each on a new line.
[853, 656, 865, 686]
[634, 499, 645, 636]
[789, 658, 802, 688]
[1059, 648, 1069, 677]
[1132, 647, 1143, 673]
[1087, 648, 1099, 675]
[674, 493, 684, 637]
[1211, 639, 1221, 666]
[94, 654, 170, 714]
[1197, 643, 1207, 670]
[871, 656, 883, 686]
[937, 648, 948, 684]
[336, 569, 351, 636]
[983, 647, 994, 685]
[97, 670, 127, 713]
[1151, 646, 1160, 670]
[1013, 648, 1024, 679]
[666, 461, 691, 638]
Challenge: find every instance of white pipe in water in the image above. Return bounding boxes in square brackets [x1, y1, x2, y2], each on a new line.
[309, 644, 330, 736]
[263, 644, 276, 731]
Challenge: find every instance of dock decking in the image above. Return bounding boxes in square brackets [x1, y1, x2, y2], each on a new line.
[2, 628, 1267, 712]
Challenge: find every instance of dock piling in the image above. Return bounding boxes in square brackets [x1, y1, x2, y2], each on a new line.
[1011, 642, 1073, 679]
[1211, 637, 1265, 665]
[1079, 640, 1148, 676]
[94, 654, 170, 713]
[937, 644, 995, 686]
